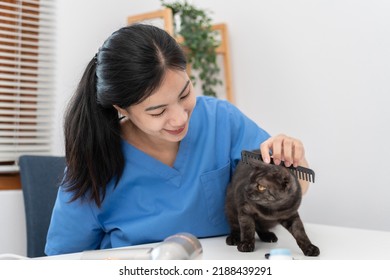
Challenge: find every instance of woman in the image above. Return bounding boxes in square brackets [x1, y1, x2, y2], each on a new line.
[45, 24, 310, 255]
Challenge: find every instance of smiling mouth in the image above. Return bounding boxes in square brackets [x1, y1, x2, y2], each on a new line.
[165, 126, 185, 135]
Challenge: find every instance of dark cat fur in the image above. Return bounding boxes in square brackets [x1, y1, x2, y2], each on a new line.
[225, 152, 320, 256]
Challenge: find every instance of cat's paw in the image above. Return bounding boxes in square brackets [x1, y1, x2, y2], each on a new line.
[258, 232, 278, 243]
[237, 241, 255, 252]
[226, 234, 239, 246]
[303, 244, 320, 257]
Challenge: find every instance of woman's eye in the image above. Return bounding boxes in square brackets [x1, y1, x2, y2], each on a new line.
[180, 90, 191, 100]
[150, 110, 165, 117]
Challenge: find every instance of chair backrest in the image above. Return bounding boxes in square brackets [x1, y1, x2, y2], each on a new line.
[19, 155, 66, 258]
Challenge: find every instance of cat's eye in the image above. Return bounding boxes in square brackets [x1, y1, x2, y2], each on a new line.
[258, 185, 267, 192]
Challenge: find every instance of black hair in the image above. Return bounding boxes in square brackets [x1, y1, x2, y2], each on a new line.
[63, 24, 187, 207]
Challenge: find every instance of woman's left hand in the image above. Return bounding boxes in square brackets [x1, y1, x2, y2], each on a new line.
[260, 134, 310, 194]
[260, 134, 305, 168]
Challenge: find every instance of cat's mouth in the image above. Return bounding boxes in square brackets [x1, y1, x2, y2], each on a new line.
[247, 192, 277, 202]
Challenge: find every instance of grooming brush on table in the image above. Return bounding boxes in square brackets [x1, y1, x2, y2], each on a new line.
[241, 150, 315, 183]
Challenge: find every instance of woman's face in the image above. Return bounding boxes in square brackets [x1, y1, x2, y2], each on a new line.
[121, 69, 196, 143]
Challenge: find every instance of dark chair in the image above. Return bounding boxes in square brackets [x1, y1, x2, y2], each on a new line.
[19, 155, 66, 258]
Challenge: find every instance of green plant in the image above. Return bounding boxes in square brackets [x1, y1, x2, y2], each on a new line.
[161, 0, 222, 97]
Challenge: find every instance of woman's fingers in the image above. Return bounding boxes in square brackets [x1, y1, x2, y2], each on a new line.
[260, 134, 305, 167]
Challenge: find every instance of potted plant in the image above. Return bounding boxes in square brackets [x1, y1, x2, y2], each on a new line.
[161, 0, 222, 97]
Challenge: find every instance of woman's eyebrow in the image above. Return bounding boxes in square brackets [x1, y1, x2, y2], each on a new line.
[145, 80, 190, 112]
[178, 80, 190, 97]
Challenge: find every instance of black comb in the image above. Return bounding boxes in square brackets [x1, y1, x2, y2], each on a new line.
[241, 150, 316, 183]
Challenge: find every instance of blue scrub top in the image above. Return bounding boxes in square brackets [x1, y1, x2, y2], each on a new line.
[45, 96, 270, 255]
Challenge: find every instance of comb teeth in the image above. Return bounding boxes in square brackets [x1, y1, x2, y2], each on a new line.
[241, 150, 315, 183]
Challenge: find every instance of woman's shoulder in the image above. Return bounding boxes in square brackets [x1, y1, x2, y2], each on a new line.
[195, 96, 245, 120]
[196, 95, 231, 105]
[195, 95, 236, 113]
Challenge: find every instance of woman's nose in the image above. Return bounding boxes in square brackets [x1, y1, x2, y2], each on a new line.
[168, 104, 188, 127]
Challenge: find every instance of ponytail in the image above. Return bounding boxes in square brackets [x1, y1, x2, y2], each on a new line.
[63, 58, 124, 207]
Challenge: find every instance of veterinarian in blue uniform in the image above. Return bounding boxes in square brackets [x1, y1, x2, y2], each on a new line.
[45, 24, 310, 255]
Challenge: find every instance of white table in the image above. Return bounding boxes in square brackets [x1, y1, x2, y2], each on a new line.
[40, 223, 390, 260]
[200, 223, 390, 260]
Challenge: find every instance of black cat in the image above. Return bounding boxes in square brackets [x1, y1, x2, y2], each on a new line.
[225, 152, 320, 256]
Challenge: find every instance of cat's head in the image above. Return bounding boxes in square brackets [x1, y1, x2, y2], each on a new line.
[245, 161, 301, 207]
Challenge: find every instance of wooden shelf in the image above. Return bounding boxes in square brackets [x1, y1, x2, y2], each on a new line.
[0, 173, 21, 190]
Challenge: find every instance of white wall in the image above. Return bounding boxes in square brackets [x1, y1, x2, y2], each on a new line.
[54, 0, 390, 231]
[2, 0, 389, 255]
[202, 0, 390, 232]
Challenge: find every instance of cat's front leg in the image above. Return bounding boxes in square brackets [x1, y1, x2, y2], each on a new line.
[226, 230, 240, 246]
[237, 214, 256, 252]
[225, 206, 241, 246]
[280, 213, 320, 257]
